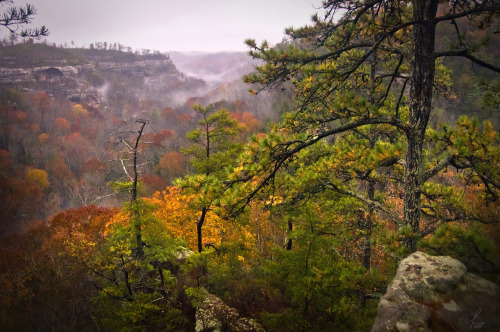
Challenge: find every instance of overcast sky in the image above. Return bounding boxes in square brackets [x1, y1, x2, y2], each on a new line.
[2, 0, 323, 52]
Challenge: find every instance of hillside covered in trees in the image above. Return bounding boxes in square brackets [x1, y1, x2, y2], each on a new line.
[1, 1, 499, 331]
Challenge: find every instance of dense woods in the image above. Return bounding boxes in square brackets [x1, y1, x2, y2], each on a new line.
[1, 0, 499, 331]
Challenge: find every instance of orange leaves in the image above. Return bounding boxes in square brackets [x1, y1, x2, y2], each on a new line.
[65, 131, 85, 145]
[54, 117, 71, 133]
[82, 158, 105, 174]
[148, 187, 247, 251]
[43, 206, 120, 288]
[149, 187, 203, 250]
[62, 131, 90, 161]
[231, 112, 261, 135]
[156, 151, 185, 181]
[177, 113, 193, 123]
[0, 205, 118, 330]
[49, 205, 118, 244]
[247, 202, 283, 255]
[161, 106, 176, 119]
[152, 129, 174, 145]
[8, 110, 27, 123]
[37, 133, 48, 144]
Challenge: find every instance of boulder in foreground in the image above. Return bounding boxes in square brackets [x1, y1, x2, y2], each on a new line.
[372, 251, 499, 332]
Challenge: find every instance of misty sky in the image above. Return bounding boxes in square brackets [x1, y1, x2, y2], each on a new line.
[2, 0, 323, 52]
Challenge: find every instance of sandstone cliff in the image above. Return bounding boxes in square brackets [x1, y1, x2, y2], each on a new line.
[0, 43, 206, 106]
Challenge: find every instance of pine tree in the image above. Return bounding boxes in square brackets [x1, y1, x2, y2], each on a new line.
[230, 0, 500, 252]
[0, 1, 48, 38]
[179, 104, 242, 252]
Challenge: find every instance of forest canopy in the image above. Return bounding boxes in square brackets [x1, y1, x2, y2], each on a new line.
[0, 0, 499, 331]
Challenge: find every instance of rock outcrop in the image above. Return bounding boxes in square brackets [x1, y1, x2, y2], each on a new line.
[372, 251, 500, 332]
[0, 45, 206, 106]
[196, 294, 264, 332]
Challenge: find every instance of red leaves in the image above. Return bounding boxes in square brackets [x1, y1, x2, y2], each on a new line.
[156, 151, 185, 181]
[152, 129, 174, 145]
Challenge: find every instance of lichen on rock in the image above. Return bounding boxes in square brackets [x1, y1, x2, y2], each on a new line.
[195, 294, 264, 332]
[372, 251, 500, 332]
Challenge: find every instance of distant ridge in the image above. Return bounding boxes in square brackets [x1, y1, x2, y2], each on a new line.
[169, 51, 261, 85]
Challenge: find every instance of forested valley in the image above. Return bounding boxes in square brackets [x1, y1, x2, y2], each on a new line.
[0, 1, 499, 331]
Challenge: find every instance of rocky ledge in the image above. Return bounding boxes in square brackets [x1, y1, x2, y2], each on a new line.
[196, 294, 264, 332]
[372, 251, 499, 332]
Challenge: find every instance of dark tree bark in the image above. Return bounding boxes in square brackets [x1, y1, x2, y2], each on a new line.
[239, 0, 500, 257]
[197, 207, 208, 253]
[117, 119, 147, 258]
[360, 180, 375, 308]
[132, 120, 146, 258]
[362, 181, 375, 270]
[404, 0, 439, 252]
[286, 219, 293, 250]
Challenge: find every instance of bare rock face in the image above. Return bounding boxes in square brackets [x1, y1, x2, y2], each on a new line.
[372, 251, 500, 332]
[196, 294, 264, 332]
[0, 46, 205, 106]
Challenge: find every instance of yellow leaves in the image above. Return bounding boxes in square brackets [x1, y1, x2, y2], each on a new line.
[394, 28, 405, 40]
[107, 242, 130, 256]
[25, 168, 50, 191]
[233, 165, 244, 174]
[302, 76, 315, 92]
[104, 212, 129, 237]
[264, 195, 283, 206]
[228, 165, 245, 182]
[317, 61, 336, 72]
[72, 104, 88, 117]
[483, 121, 497, 141]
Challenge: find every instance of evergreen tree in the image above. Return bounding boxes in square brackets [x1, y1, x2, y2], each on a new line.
[0, 1, 48, 38]
[179, 104, 242, 252]
[228, 0, 500, 252]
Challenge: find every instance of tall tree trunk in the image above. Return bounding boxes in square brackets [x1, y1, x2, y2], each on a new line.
[362, 181, 374, 270]
[404, 0, 438, 252]
[132, 120, 146, 258]
[286, 219, 293, 250]
[363, 48, 376, 270]
[197, 207, 208, 253]
[359, 180, 375, 308]
[196, 117, 212, 253]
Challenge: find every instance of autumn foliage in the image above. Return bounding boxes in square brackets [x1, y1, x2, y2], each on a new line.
[1, 4, 500, 329]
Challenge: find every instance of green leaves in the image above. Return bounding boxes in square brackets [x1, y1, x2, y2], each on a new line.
[420, 221, 497, 272]
[182, 104, 242, 177]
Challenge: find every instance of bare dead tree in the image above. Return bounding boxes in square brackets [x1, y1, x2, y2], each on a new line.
[112, 118, 148, 258]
